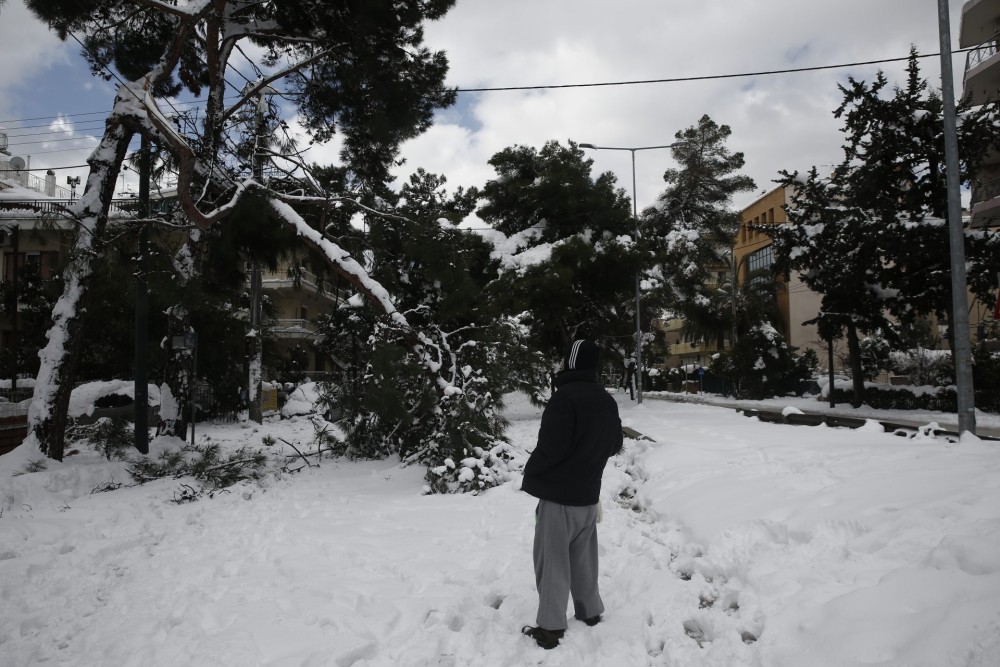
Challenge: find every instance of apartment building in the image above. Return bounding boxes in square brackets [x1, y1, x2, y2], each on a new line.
[0, 174, 339, 384]
[960, 0, 1000, 341]
[734, 186, 826, 362]
[961, 0, 1000, 224]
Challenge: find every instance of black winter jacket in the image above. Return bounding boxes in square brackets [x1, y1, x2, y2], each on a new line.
[521, 369, 623, 506]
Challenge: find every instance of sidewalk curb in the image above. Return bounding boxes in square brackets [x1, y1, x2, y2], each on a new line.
[645, 393, 1000, 441]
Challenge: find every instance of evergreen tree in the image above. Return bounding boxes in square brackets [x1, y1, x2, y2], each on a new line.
[770, 167, 898, 406]
[681, 265, 784, 350]
[22, 0, 460, 462]
[477, 140, 637, 366]
[832, 51, 1000, 348]
[709, 323, 815, 399]
[771, 51, 1000, 405]
[643, 115, 756, 347]
[314, 171, 541, 492]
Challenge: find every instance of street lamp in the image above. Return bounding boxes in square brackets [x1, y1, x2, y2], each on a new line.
[579, 141, 686, 404]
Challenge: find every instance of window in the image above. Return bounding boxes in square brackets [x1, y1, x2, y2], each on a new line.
[747, 245, 775, 274]
[4, 251, 59, 281]
[299, 305, 309, 321]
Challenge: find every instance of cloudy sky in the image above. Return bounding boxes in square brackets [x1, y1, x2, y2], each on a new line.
[0, 0, 973, 211]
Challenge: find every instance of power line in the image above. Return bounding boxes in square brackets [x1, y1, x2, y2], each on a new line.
[0, 46, 975, 129]
[5, 123, 108, 138]
[454, 48, 975, 93]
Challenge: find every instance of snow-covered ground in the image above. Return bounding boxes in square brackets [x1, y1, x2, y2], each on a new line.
[2, 391, 1000, 666]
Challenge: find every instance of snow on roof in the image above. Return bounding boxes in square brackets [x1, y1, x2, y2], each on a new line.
[0, 183, 60, 200]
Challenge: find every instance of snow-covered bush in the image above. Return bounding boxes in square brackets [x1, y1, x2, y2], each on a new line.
[128, 442, 268, 493]
[710, 323, 815, 399]
[973, 346, 1000, 413]
[858, 335, 893, 381]
[829, 385, 957, 412]
[316, 310, 538, 493]
[888, 348, 953, 386]
[73, 417, 132, 461]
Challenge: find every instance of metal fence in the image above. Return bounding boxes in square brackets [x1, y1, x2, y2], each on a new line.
[966, 35, 1000, 72]
[0, 170, 74, 199]
[0, 198, 142, 217]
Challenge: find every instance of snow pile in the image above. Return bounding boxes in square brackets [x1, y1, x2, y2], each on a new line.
[279, 380, 323, 418]
[68, 380, 160, 418]
[1, 394, 999, 665]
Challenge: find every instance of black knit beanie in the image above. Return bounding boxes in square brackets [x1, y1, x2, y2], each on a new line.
[564, 339, 600, 371]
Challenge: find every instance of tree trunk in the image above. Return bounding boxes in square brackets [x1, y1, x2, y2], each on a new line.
[159, 229, 208, 439]
[160, 306, 193, 440]
[846, 321, 865, 408]
[26, 124, 134, 460]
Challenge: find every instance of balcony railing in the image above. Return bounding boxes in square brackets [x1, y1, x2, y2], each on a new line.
[272, 319, 320, 339]
[966, 34, 1000, 72]
[0, 199, 145, 217]
[0, 170, 73, 199]
[972, 176, 1000, 209]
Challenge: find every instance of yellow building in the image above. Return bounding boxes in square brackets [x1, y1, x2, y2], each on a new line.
[735, 186, 826, 364]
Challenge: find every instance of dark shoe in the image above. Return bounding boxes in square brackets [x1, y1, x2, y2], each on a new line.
[579, 614, 601, 627]
[521, 625, 564, 649]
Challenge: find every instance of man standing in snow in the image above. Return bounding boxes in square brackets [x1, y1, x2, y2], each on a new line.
[521, 339, 624, 650]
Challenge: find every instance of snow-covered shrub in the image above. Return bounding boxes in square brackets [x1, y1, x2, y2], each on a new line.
[316, 309, 538, 493]
[710, 323, 814, 399]
[859, 335, 892, 381]
[973, 346, 1000, 413]
[888, 348, 953, 386]
[77, 417, 133, 461]
[128, 443, 267, 492]
[829, 385, 957, 412]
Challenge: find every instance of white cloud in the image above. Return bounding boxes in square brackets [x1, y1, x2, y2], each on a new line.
[390, 0, 970, 210]
[0, 0, 973, 210]
[0, 1, 68, 115]
[48, 114, 75, 137]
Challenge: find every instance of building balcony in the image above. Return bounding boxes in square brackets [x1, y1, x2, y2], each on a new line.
[971, 176, 1000, 226]
[671, 339, 726, 356]
[261, 267, 345, 302]
[272, 318, 320, 340]
[964, 32, 1000, 104]
[959, 0, 1000, 48]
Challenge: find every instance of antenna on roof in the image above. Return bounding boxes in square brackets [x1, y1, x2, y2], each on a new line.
[9, 156, 25, 171]
[0, 129, 8, 156]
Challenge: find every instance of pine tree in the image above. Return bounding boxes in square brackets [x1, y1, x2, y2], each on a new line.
[314, 170, 540, 492]
[771, 51, 1000, 405]
[643, 115, 756, 347]
[22, 0, 460, 461]
[770, 167, 898, 406]
[477, 140, 637, 365]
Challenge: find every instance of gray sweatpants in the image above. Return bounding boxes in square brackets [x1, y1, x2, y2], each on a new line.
[533, 499, 604, 630]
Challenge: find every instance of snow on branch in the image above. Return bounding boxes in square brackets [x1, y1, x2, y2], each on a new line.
[133, 0, 213, 18]
[267, 198, 462, 395]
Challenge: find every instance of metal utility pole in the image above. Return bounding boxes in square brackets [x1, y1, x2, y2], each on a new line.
[9, 225, 18, 393]
[580, 142, 686, 404]
[937, 0, 977, 436]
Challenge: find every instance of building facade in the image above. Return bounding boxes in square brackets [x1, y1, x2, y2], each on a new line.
[735, 186, 826, 364]
[961, 0, 1000, 343]
[0, 179, 340, 387]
